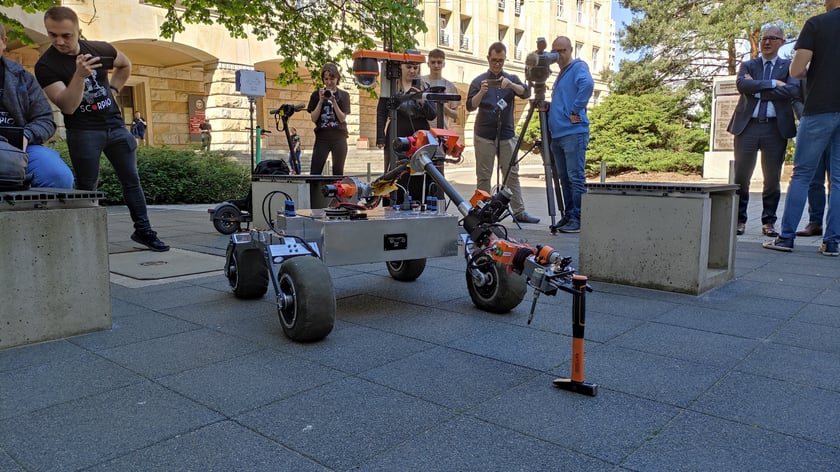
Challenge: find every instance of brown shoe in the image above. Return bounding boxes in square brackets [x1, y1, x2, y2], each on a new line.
[736, 223, 745, 235]
[796, 223, 823, 237]
[762, 224, 779, 237]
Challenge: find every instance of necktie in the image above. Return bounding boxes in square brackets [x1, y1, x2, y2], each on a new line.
[757, 61, 772, 121]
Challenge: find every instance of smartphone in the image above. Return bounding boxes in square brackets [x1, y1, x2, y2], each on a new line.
[410, 77, 423, 90]
[97, 56, 115, 70]
[487, 78, 502, 89]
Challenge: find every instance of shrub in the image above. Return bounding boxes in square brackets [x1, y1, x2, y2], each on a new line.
[50, 141, 250, 205]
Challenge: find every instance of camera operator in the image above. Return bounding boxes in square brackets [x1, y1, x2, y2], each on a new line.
[307, 62, 350, 175]
[466, 42, 538, 224]
[376, 57, 436, 203]
[548, 36, 594, 233]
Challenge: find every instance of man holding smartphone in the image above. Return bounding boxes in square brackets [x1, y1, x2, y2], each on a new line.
[35, 6, 168, 251]
[466, 42, 538, 224]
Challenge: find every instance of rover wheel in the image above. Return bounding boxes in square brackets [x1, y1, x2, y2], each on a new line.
[385, 258, 426, 281]
[277, 257, 335, 342]
[466, 260, 526, 313]
[225, 242, 268, 298]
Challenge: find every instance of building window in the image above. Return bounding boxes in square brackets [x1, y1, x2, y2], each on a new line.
[499, 26, 508, 43]
[514, 30, 524, 61]
[557, 0, 565, 19]
[460, 16, 471, 51]
[592, 3, 601, 30]
[439, 13, 451, 47]
[498, 0, 505, 11]
[591, 46, 600, 71]
[575, 42, 583, 59]
[576, 0, 585, 24]
[515, 0, 523, 16]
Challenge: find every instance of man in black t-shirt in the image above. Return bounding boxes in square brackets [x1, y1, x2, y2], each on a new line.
[35, 6, 168, 251]
[764, 1, 840, 256]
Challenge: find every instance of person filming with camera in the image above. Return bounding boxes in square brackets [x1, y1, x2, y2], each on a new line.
[307, 62, 350, 175]
[548, 36, 594, 233]
[466, 42, 537, 224]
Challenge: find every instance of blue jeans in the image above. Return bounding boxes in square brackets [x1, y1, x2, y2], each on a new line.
[805, 150, 829, 224]
[289, 149, 301, 175]
[26, 145, 74, 188]
[550, 132, 589, 222]
[66, 127, 152, 232]
[780, 113, 840, 243]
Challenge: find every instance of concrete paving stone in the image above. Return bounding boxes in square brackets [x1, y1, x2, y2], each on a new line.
[110, 296, 162, 318]
[360, 346, 540, 410]
[235, 376, 454, 470]
[761, 254, 840, 278]
[85, 420, 330, 471]
[336, 294, 502, 344]
[587, 281, 696, 305]
[738, 278, 828, 304]
[0, 447, 23, 471]
[816, 285, 840, 307]
[68, 310, 202, 351]
[469, 373, 680, 464]
[0, 351, 143, 420]
[621, 410, 840, 471]
[276, 323, 436, 375]
[687, 292, 806, 320]
[357, 415, 615, 471]
[214, 312, 299, 349]
[0, 381, 222, 472]
[738, 267, 838, 290]
[0, 339, 88, 373]
[792, 302, 840, 328]
[692, 370, 840, 445]
[447, 322, 579, 371]
[612, 322, 760, 368]
[330, 271, 393, 300]
[161, 296, 275, 328]
[156, 348, 346, 416]
[737, 342, 840, 392]
[111, 283, 231, 311]
[653, 304, 785, 339]
[503, 302, 652, 343]
[97, 328, 262, 378]
[768, 320, 840, 355]
[583, 291, 681, 320]
[553, 344, 728, 408]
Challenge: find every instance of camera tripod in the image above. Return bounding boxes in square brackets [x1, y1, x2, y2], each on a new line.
[500, 83, 565, 232]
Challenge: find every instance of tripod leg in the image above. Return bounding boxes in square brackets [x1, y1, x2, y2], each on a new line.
[537, 107, 560, 229]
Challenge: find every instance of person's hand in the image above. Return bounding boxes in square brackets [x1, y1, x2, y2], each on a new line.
[74, 54, 104, 80]
[499, 77, 511, 89]
[570, 113, 582, 124]
[377, 143, 385, 149]
[744, 73, 753, 80]
[774, 80, 786, 87]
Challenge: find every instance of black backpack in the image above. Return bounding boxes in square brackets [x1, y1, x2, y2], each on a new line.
[253, 159, 290, 176]
[0, 137, 29, 191]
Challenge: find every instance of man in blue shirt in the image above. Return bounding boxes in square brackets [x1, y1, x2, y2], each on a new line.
[548, 36, 594, 233]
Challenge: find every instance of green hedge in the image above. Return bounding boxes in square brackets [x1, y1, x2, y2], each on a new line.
[50, 142, 250, 205]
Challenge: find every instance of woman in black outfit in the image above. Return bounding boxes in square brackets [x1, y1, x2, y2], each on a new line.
[307, 62, 351, 175]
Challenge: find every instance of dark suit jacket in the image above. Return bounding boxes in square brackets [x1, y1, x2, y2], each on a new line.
[726, 57, 800, 139]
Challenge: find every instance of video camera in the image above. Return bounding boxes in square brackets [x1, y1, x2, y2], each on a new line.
[524, 37, 560, 85]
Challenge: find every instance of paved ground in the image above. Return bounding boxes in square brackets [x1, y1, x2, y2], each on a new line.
[1, 171, 838, 471]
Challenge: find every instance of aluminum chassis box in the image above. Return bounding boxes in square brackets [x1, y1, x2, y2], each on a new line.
[277, 207, 460, 266]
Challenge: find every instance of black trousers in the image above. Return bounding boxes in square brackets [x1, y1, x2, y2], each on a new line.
[733, 119, 788, 225]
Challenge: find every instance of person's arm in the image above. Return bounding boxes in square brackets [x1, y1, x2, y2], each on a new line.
[375, 97, 388, 147]
[41, 53, 101, 115]
[789, 48, 812, 80]
[107, 50, 131, 92]
[466, 78, 485, 112]
[21, 72, 57, 147]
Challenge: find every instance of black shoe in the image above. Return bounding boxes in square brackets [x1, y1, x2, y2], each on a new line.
[131, 230, 170, 252]
[819, 240, 839, 257]
[513, 212, 540, 224]
[762, 236, 793, 252]
[736, 223, 745, 235]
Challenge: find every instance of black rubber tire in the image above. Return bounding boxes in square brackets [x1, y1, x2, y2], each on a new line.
[225, 242, 268, 299]
[277, 257, 335, 342]
[213, 203, 242, 235]
[385, 258, 426, 281]
[466, 260, 526, 313]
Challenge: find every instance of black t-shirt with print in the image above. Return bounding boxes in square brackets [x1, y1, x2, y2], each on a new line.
[35, 40, 125, 130]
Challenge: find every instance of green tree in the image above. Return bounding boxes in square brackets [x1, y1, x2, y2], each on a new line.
[587, 91, 708, 175]
[0, 0, 58, 43]
[1, 0, 427, 85]
[615, 0, 822, 94]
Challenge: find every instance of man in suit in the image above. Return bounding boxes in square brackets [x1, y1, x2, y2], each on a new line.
[727, 25, 800, 237]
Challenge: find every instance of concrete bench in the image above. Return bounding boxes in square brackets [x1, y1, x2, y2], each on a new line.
[579, 182, 738, 295]
[0, 188, 110, 349]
